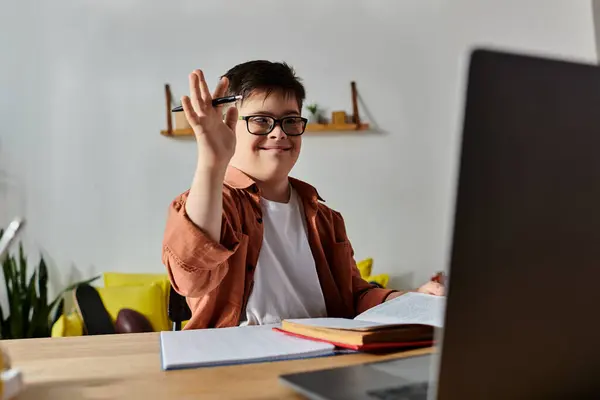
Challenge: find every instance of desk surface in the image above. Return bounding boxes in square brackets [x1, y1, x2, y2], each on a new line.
[3, 333, 433, 399]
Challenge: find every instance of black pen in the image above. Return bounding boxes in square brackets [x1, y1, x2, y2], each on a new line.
[171, 95, 242, 112]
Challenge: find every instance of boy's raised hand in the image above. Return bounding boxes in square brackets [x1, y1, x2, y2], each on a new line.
[181, 70, 239, 170]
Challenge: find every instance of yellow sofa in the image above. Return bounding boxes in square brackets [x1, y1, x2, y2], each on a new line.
[357, 258, 390, 288]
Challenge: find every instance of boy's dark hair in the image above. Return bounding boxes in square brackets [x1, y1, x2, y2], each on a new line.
[222, 60, 306, 110]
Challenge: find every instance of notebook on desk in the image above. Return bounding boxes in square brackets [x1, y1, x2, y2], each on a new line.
[159, 324, 337, 371]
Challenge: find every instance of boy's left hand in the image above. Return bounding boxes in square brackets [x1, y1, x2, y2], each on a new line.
[385, 273, 445, 301]
[414, 281, 445, 296]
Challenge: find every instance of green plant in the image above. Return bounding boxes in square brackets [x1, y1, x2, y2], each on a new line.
[306, 103, 319, 115]
[0, 231, 100, 339]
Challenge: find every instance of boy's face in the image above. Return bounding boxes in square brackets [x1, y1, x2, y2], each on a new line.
[230, 90, 303, 183]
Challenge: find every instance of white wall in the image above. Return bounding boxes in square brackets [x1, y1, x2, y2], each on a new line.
[1, 0, 596, 294]
[592, 0, 600, 55]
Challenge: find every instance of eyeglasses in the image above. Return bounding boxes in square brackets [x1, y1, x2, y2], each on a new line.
[239, 115, 308, 136]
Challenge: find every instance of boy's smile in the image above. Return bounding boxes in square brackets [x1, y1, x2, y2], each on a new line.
[258, 145, 292, 152]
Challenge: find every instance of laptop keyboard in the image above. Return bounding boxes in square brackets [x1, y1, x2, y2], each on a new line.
[366, 381, 429, 400]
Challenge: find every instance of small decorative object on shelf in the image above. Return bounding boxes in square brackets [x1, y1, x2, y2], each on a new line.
[331, 111, 347, 125]
[305, 102, 321, 124]
[174, 110, 191, 131]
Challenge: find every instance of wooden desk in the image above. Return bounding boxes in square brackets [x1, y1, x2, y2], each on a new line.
[3, 333, 433, 399]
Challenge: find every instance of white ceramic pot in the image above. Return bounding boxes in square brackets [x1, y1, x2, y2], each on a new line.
[307, 113, 320, 124]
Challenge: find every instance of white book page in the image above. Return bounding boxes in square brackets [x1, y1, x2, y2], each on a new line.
[284, 318, 388, 330]
[160, 324, 335, 370]
[355, 292, 446, 328]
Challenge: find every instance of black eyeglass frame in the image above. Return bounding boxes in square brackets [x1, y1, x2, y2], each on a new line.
[238, 115, 308, 136]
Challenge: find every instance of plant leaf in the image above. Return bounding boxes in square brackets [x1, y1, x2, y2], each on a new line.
[31, 257, 50, 337]
[0, 303, 5, 339]
[38, 257, 48, 306]
[19, 243, 26, 293]
[10, 252, 19, 291]
[61, 274, 101, 294]
[28, 298, 40, 337]
[51, 297, 65, 327]
[8, 257, 23, 338]
[0, 305, 11, 339]
[21, 270, 37, 337]
[1, 256, 12, 339]
[3, 255, 13, 297]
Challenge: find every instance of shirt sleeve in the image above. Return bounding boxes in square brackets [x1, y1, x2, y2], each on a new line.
[162, 189, 242, 298]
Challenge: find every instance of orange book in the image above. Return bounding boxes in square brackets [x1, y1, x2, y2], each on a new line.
[276, 293, 444, 350]
[273, 328, 433, 351]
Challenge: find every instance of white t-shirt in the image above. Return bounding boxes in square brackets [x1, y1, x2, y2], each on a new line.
[240, 188, 328, 326]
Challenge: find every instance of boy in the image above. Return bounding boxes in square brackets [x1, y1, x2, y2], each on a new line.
[162, 61, 443, 329]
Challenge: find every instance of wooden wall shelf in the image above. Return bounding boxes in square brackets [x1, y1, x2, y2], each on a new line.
[160, 128, 193, 137]
[306, 123, 369, 132]
[161, 81, 368, 136]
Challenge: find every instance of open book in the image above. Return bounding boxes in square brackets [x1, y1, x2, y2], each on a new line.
[276, 292, 445, 350]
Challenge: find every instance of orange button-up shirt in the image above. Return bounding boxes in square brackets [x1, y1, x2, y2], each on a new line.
[162, 166, 395, 330]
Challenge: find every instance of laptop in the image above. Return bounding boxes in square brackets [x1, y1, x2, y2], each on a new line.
[279, 48, 600, 399]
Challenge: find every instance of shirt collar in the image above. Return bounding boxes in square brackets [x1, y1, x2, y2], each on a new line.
[224, 165, 325, 203]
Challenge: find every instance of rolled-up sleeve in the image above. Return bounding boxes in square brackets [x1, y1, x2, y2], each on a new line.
[162, 190, 241, 298]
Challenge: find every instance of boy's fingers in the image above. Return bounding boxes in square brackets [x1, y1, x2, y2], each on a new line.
[224, 106, 239, 131]
[189, 71, 204, 114]
[418, 282, 444, 296]
[431, 282, 444, 295]
[196, 69, 213, 107]
[212, 77, 229, 100]
[181, 96, 198, 127]
[212, 77, 230, 113]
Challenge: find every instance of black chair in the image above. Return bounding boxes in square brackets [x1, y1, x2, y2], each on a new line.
[168, 286, 192, 331]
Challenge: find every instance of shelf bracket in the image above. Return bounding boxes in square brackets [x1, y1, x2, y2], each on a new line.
[164, 84, 173, 136]
[351, 81, 361, 130]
